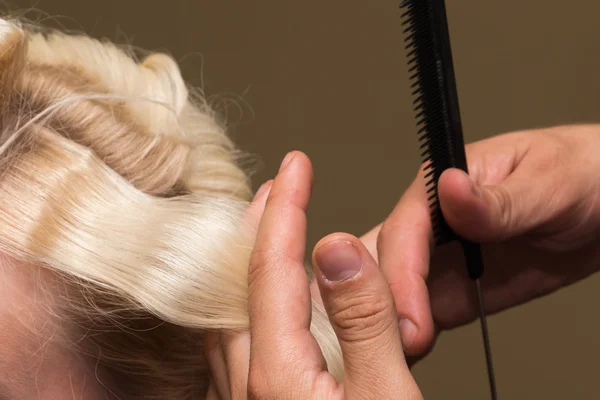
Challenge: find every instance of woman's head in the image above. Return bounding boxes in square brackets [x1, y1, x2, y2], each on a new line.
[0, 16, 341, 398]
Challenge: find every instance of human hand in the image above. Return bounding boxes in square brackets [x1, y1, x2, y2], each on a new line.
[360, 124, 600, 362]
[204, 151, 422, 399]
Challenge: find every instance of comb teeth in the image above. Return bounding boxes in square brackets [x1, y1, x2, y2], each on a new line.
[400, 5, 496, 391]
[400, 0, 458, 246]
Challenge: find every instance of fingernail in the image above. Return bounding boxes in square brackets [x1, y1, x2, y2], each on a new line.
[461, 170, 482, 199]
[279, 152, 295, 172]
[399, 318, 418, 351]
[315, 240, 363, 282]
[253, 180, 273, 201]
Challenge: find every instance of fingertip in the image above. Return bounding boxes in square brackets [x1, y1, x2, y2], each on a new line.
[313, 234, 364, 283]
[313, 232, 377, 268]
[387, 269, 436, 357]
[278, 150, 313, 176]
[316, 233, 436, 357]
[313, 234, 414, 390]
[438, 169, 489, 238]
[400, 315, 436, 357]
[399, 318, 419, 352]
[267, 150, 314, 211]
[243, 180, 273, 230]
[313, 232, 358, 259]
[253, 180, 273, 203]
[295, 151, 314, 185]
[439, 168, 480, 200]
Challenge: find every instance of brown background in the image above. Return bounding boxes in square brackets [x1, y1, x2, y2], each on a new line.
[7, 0, 599, 398]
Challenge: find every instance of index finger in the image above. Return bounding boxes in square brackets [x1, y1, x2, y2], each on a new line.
[376, 167, 436, 356]
[248, 152, 322, 372]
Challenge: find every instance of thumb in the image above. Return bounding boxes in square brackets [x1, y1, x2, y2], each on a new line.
[438, 168, 543, 243]
[312, 234, 422, 399]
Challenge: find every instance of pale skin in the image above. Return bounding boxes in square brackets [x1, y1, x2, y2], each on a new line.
[0, 261, 108, 400]
[1, 124, 600, 397]
[206, 123, 600, 397]
[361, 123, 600, 361]
[206, 151, 423, 399]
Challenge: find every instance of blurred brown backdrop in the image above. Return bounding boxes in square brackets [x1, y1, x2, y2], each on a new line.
[7, 0, 599, 398]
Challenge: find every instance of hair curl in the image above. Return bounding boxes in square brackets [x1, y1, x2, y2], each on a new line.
[0, 17, 341, 399]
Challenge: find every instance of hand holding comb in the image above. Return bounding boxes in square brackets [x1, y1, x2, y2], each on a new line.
[399, 0, 498, 398]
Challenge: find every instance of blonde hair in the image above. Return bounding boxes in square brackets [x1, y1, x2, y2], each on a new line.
[0, 17, 342, 398]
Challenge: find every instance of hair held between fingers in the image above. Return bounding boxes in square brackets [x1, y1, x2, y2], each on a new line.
[0, 17, 343, 398]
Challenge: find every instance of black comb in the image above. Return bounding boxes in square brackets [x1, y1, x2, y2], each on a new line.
[399, 0, 498, 398]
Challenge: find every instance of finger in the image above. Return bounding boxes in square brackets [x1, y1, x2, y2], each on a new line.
[438, 157, 563, 243]
[247, 152, 323, 393]
[371, 130, 537, 358]
[203, 331, 232, 400]
[376, 172, 436, 356]
[208, 181, 268, 399]
[244, 180, 273, 229]
[221, 330, 250, 399]
[312, 234, 422, 399]
[206, 381, 221, 400]
[436, 128, 567, 242]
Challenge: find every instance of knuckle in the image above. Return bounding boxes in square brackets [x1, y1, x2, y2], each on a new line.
[377, 219, 402, 258]
[376, 220, 393, 250]
[487, 184, 514, 232]
[249, 247, 275, 269]
[247, 356, 303, 400]
[248, 248, 285, 287]
[266, 184, 303, 210]
[537, 140, 564, 171]
[247, 250, 267, 286]
[377, 214, 406, 251]
[330, 291, 394, 344]
[252, 247, 290, 268]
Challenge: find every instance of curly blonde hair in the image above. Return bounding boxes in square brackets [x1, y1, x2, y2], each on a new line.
[0, 17, 341, 399]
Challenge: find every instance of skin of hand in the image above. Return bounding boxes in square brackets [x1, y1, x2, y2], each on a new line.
[357, 123, 600, 363]
[204, 151, 423, 400]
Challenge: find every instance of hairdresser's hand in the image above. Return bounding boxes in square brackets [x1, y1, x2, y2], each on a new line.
[205, 151, 422, 399]
[361, 124, 600, 363]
